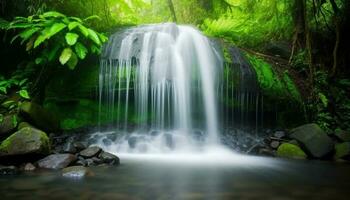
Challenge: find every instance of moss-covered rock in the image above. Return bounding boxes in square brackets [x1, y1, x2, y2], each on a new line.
[0, 127, 50, 157]
[277, 143, 307, 159]
[19, 102, 60, 132]
[334, 142, 350, 160]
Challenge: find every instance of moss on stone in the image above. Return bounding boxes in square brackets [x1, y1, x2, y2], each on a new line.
[277, 143, 307, 159]
[0, 127, 50, 156]
[334, 142, 350, 159]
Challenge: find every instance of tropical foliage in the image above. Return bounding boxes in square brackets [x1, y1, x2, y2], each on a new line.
[7, 11, 107, 70]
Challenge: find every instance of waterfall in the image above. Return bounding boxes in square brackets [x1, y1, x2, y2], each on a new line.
[98, 23, 223, 153]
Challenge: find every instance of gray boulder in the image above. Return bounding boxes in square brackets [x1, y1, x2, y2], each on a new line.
[37, 154, 76, 169]
[79, 146, 102, 158]
[0, 127, 50, 157]
[99, 151, 120, 165]
[290, 124, 334, 158]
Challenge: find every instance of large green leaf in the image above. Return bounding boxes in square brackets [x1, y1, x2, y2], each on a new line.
[65, 32, 79, 46]
[78, 24, 89, 37]
[59, 48, 73, 65]
[68, 22, 80, 30]
[34, 23, 66, 48]
[67, 52, 78, 70]
[19, 27, 40, 42]
[87, 28, 101, 45]
[40, 11, 65, 18]
[48, 23, 66, 38]
[19, 89, 30, 99]
[74, 42, 88, 59]
[84, 15, 101, 21]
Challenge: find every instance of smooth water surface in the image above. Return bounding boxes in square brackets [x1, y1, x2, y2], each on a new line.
[1, 154, 349, 200]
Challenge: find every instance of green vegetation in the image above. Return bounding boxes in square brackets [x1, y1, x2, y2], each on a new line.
[277, 143, 307, 159]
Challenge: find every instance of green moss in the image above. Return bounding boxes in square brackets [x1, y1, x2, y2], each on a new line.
[334, 143, 350, 159]
[0, 127, 50, 154]
[277, 143, 307, 159]
[282, 72, 302, 102]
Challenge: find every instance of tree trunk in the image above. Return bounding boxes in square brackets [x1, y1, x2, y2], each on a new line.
[167, 0, 177, 22]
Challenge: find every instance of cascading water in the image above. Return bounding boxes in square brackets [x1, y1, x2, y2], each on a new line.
[96, 23, 224, 154]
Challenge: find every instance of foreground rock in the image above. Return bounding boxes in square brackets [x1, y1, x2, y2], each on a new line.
[0, 127, 50, 157]
[0, 165, 18, 175]
[62, 166, 93, 178]
[290, 124, 334, 158]
[19, 102, 59, 132]
[277, 143, 307, 159]
[37, 154, 76, 169]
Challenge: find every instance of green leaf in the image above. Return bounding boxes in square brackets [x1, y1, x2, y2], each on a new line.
[35, 57, 45, 65]
[1, 100, 15, 108]
[59, 48, 73, 65]
[67, 52, 78, 70]
[34, 23, 66, 48]
[87, 28, 101, 45]
[91, 45, 101, 54]
[68, 22, 80, 30]
[74, 42, 88, 59]
[78, 25, 89, 37]
[19, 27, 40, 41]
[0, 114, 3, 123]
[84, 15, 101, 21]
[12, 115, 18, 127]
[65, 32, 79, 46]
[19, 89, 30, 99]
[319, 93, 328, 107]
[0, 86, 6, 94]
[40, 11, 65, 18]
[19, 78, 28, 86]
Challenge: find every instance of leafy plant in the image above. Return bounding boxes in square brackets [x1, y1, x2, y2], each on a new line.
[7, 11, 108, 70]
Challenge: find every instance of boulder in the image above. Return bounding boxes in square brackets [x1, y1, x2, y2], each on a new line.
[23, 163, 36, 171]
[0, 114, 17, 139]
[0, 165, 18, 175]
[73, 142, 87, 151]
[334, 142, 350, 160]
[0, 127, 50, 157]
[277, 143, 307, 159]
[270, 141, 280, 149]
[290, 124, 334, 158]
[273, 131, 286, 139]
[62, 166, 93, 178]
[19, 102, 59, 132]
[79, 146, 102, 158]
[334, 129, 350, 142]
[37, 154, 76, 169]
[99, 152, 120, 165]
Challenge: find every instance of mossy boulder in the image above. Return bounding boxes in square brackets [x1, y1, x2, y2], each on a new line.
[290, 123, 334, 158]
[0, 127, 50, 157]
[0, 114, 17, 139]
[277, 143, 307, 159]
[19, 102, 59, 132]
[334, 142, 350, 160]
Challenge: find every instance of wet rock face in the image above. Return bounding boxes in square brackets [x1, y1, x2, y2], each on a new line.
[0, 127, 50, 157]
[19, 102, 59, 132]
[62, 166, 93, 178]
[37, 154, 76, 169]
[79, 146, 102, 158]
[0, 114, 17, 139]
[290, 124, 334, 158]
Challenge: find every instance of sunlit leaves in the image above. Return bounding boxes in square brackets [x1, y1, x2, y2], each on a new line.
[74, 42, 88, 59]
[65, 32, 79, 46]
[19, 90, 30, 99]
[7, 11, 108, 70]
[59, 48, 73, 65]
